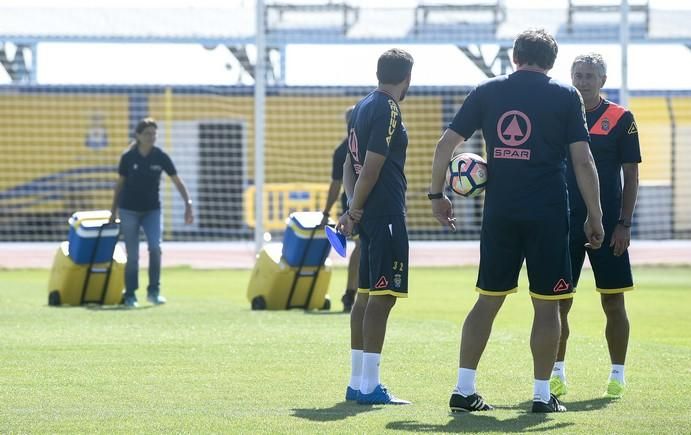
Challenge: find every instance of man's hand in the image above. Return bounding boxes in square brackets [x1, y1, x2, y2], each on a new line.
[610, 224, 631, 256]
[431, 196, 456, 232]
[336, 212, 355, 237]
[184, 203, 194, 224]
[584, 215, 604, 249]
[320, 211, 330, 227]
[336, 208, 361, 237]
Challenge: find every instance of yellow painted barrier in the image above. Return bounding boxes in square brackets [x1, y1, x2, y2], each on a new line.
[243, 183, 329, 230]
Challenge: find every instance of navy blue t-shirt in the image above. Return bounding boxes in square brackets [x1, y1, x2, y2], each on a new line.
[566, 99, 642, 222]
[117, 145, 177, 211]
[331, 138, 349, 212]
[449, 70, 589, 219]
[347, 90, 408, 218]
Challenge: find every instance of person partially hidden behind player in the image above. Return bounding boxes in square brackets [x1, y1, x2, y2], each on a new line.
[336, 48, 413, 405]
[110, 117, 194, 308]
[429, 29, 605, 413]
[549, 53, 642, 400]
[321, 105, 361, 312]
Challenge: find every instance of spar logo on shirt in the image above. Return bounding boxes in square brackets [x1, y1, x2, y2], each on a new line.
[494, 110, 532, 160]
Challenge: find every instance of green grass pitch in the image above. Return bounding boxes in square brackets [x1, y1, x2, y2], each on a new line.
[1, 266, 689, 433]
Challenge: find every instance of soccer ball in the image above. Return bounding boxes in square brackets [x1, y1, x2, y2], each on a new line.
[446, 152, 488, 197]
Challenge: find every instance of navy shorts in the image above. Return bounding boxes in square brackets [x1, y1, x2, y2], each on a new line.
[477, 213, 574, 300]
[357, 214, 409, 297]
[570, 214, 634, 293]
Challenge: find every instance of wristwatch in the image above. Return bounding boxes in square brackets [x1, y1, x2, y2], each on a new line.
[617, 218, 632, 228]
[427, 192, 444, 200]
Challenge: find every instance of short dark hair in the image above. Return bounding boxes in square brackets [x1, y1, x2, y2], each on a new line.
[135, 117, 157, 134]
[376, 48, 414, 85]
[513, 29, 558, 70]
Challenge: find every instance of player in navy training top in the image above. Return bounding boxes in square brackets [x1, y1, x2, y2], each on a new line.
[336, 48, 413, 406]
[428, 29, 604, 413]
[551, 53, 642, 399]
[320, 105, 361, 312]
[109, 117, 194, 308]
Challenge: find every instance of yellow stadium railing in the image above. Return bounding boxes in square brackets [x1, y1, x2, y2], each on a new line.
[243, 183, 330, 231]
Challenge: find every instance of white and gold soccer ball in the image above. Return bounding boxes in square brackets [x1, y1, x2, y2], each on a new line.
[446, 152, 488, 198]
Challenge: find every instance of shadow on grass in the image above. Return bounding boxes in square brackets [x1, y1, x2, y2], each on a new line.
[385, 396, 614, 433]
[303, 310, 348, 316]
[45, 304, 157, 311]
[387, 412, 573, 433]
[292, 401, 382, 422]
[549, 396, 616, 412]
[84, 304, 157, 311]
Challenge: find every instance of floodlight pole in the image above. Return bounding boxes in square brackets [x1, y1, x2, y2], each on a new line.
[254, 0, 267, 253]
[620, 0, 629, 108]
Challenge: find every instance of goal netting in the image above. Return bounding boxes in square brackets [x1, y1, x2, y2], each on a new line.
[0, 1, 689, 242]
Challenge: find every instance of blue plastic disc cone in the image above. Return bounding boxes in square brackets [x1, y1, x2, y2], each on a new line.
[325, 225, 347, 257]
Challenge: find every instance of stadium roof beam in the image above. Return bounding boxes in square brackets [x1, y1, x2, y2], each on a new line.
[259, 2, 361, 85]
[220, 44, 288, 85]
[1, 5, 690, 46]
[413, 2, 506, 35]
[265, 2, 360, 36]
[456, 44, 512, 78]
[0, 43, 34, 83]
[227, 46, 255, 79]
[412, 2, 509, 79]
[567, 0, 650, 35]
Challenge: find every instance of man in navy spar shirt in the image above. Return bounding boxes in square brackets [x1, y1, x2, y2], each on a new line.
[428, 29, 604, 413]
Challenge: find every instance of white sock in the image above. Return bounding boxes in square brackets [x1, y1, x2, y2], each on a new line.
[349, 349, 363, 389]
[455, 368, 476, 396]
[533, 379, 551, 403]
[552, 361, 566, 382]
[360, 352, 381, 395]
[610, 364, 626, 384]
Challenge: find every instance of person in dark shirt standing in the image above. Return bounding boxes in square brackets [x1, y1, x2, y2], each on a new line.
[321, 105, 361, 312]
[110, 117, 193, 308]
[336, 48, 413, 405]
[428, 29, 604, 413]
[550, 53, 642, 400]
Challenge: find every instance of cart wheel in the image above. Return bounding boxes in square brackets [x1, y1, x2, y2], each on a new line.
[251, 296, 267, 310]
[48, 290, 61, 307]
[321, 298, 331, 311]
